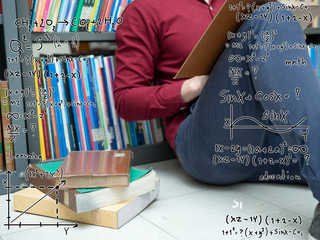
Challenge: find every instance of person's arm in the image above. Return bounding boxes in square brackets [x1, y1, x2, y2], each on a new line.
[180, 75, 209, 103]
[114, 2, 189, 121]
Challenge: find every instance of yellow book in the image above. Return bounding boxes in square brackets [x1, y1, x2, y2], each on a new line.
[13, 179, 159, 229]
[88, 0, 100, 31]
[34, 59, 46, 160]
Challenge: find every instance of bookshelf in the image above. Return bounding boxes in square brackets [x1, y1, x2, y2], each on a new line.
[31, 32, 116, 42]
[0, 0, 176, 195]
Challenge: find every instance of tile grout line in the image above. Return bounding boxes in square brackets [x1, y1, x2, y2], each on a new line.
[139, 215, 181, 240]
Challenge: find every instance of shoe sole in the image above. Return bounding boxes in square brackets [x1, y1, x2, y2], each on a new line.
[309, 233, 319, 240]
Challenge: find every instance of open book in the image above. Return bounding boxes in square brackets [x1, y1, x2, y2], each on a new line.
[175, 0, 320, 79]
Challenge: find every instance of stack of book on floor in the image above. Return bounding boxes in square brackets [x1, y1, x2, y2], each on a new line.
[13, 150, 159, 229]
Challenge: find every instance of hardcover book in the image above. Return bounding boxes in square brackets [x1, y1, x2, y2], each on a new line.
[27, 159, 156, 213]
[13, 179, 159, 229]
[30, 150, 132, 188]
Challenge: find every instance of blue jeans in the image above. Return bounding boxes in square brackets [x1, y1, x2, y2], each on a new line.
[175, 2, 320, 202]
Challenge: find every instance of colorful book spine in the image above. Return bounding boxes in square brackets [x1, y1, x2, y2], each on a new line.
[78, 59, 94, 150]
[33, 59, 46, 160]
[40, 0, 52, 32]
[76, 59, 92, 150]
[88, 0, 101, 31]
[0, 81, 15, 171]
[70, 0, 85, 32]
[99, 57, 117, 149]
[56, 0, 69, 32]
[106, 0, 120, 32]
[71, 60, 87, 150]
[37, 60, 52, 160]
[46, 76, 59, 159]
[63, 0, 78, 32]
[114, 0, 127, 30]
[104, 56, 124, 149]
[82, 58, 103, 150]
[101, 0, 113, 32]
[33, 0, 45, 32]
[90, 57, 111, 150]
[45, 0, 58, 32]
[65, 61, 82, 150]
[30, 0, 38, 32]
[41, 60, 55, 159]
[95, 0, 109, 32]
[55, 60, 72, 153]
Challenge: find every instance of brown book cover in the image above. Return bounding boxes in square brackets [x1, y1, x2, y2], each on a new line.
[53, 150, 132, 188]
[26, 159, 156, 213]
[175, 0, 276, 79]
[175, 0, 320, 79]
[0, 80, 15, 171]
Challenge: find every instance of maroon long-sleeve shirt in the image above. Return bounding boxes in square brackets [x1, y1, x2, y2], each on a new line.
[114, 0, 225, 151]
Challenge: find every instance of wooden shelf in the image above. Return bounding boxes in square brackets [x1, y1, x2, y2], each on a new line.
[31, 32, 116, 42]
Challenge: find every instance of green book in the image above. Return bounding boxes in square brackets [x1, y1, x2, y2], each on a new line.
[70, 0, 85, 32]
[46, 0, 58, 32]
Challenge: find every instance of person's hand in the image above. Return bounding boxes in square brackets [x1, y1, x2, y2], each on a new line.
[180, 75, 209, 103]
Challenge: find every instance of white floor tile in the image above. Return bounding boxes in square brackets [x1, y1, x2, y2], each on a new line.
[0, 159, 317, 240]
[140, 186, 310, 240]
[235, 182, 318, 218]
[136, 159, 212, 200]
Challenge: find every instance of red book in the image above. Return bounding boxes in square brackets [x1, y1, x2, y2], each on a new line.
[0, 0, 2, 14]
[47, 77, 60, 159]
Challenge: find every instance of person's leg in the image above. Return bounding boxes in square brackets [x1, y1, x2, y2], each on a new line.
[175, 2, 320, 201]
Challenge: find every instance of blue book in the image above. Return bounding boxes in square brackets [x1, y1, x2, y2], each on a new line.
[47, 63, 67, 158]
[145, 120, 153, 144]
[310, 46, 317, 69]
[81, 58, 101, 150]
[43, 60, 56, 159]
[57, 61, 75, 152]
[90, 0, 102, 32]
[64, 0, 79, 32]
[30, 0, 38, 32]
[129, 122, 138, 147]
[75, 59, 92, 150]
[98, 56, 117, 149]
[107, 0, 120, 32]
[56, 0, 70, 32]
[65, 61, 82, 151]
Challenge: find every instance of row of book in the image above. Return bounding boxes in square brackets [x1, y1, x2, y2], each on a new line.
[34, 55, 164, 161]
[30, 0, 133, 32]
[14, 150, 159, 228]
